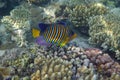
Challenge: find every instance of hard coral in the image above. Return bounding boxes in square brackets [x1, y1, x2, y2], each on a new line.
[32, 56, 72, 80]
[64, 3, 108, 35]
[88, 13, 120, 59]
[84, 48, 120, 78]
[1, 3, 31, 47]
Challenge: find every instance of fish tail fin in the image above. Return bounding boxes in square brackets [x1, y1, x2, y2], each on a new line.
[32, 28, 40, 38]
[60, 33, 77, 47]
[70, 33, 77, 40]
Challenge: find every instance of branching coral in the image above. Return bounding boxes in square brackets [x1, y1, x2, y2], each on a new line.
[64, 3, 108, 35]
[32, 56, 73, 80]
[1, 44, 120, 79]
[88, 13, 120, 59]
[84, 48, 120, 79]
[1, 3, 32, 47]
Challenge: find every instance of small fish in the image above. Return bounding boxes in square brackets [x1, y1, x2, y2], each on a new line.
[32, 20, 77, 47]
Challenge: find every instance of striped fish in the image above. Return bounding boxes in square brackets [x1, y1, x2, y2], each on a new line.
[32, 21, 77, 47]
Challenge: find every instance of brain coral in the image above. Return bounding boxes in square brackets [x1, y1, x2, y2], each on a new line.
[64, 3, 108, 35]
[88, 13, 120, 59]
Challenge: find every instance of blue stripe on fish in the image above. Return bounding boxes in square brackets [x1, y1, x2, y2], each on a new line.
[50, 24, 55, 43]
[59, 26, 65, 45]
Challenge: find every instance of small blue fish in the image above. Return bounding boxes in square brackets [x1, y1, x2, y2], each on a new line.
[32, 20, 77, 47]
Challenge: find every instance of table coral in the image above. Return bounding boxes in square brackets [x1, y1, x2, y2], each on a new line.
[88, 13, 120, 59]
[64, 3, 108, 35]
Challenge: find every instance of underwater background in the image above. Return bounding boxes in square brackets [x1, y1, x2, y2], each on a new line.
[0, 0, 120, 80]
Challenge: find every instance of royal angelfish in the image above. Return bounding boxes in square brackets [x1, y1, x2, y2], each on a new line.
[32, 20, 77, 47]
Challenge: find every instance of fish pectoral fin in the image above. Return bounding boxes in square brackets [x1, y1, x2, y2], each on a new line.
[32, 28, 40, 38]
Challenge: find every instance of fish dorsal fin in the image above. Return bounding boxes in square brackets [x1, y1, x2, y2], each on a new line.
[56, 21, 66, 26]
[39, 23, 49, 32]
[56, 19, 69, 26]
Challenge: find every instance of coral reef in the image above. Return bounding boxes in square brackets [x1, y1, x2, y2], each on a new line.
[64, 3, 108, 35]
[0, 3, 46, 48]
[84, 48, 120, 79]
[32, 56, 72, 80]
[1, 0, 120, 80]
[1, 44, 120, 79]
[1, 3, 32, 47]
[26, 0, 50, 6]
[0, 44, 96, 80]
[88, 13, 120, 59]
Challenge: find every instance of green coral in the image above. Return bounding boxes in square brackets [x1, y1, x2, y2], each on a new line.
[88, 13, 120, 59]
[64, 3, 108, 35]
